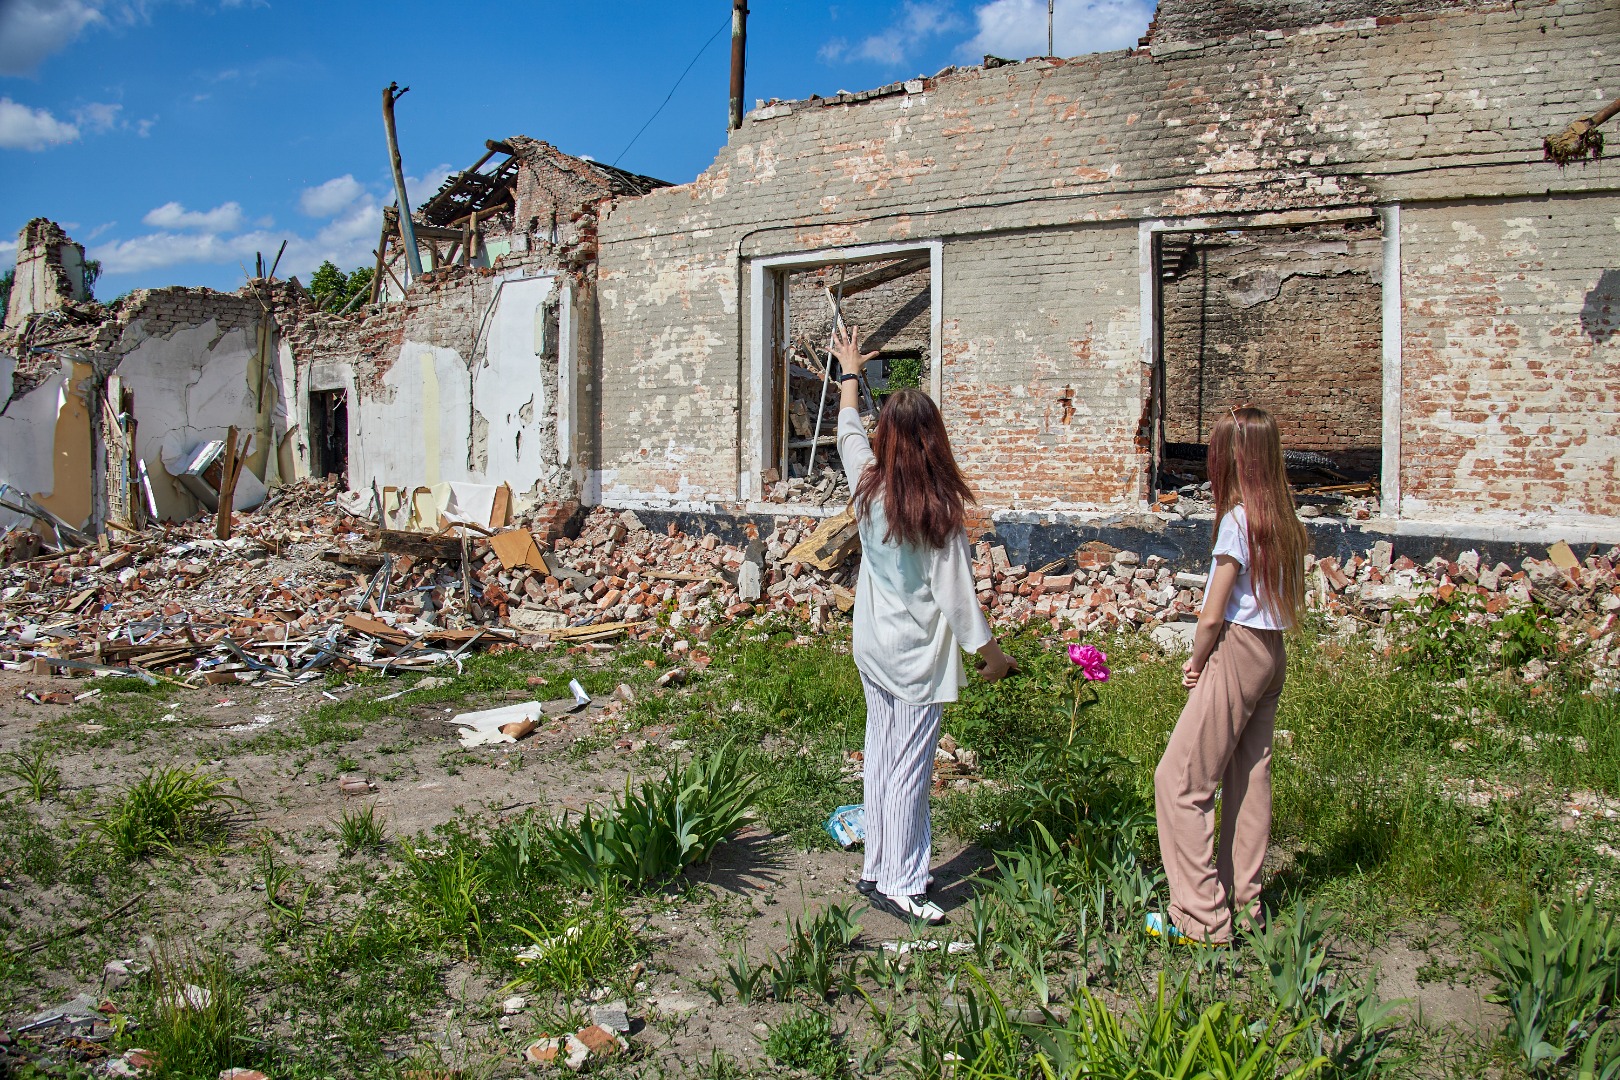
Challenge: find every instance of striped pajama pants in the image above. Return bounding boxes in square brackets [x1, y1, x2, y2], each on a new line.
[860, 675, 943, 896]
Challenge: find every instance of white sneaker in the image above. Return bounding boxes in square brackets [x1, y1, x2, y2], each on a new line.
[872, 891, 947, 925]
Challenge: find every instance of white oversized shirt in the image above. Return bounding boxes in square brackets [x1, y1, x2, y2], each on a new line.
[1208, 504, 1286, 631]
[838, 407, 993, 705]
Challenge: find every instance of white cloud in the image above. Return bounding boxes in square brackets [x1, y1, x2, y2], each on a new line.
[821, 2, 961, 65]
[142, 201, 245, 232]
[0, 98, 81, 151]
[965, 0, 1153, 60]
[0, 237, 19, 261]
[404, 163, 455, 204]
[73, 101, 123, 133]
[93, 195, 383, 280]
[136, 116, 156, 137]
[299, 174, 364, 217]
[0, 0, 104, 77]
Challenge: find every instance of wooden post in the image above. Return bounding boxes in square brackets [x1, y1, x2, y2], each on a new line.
[729, 0, 748, 131]
[215, 427, 239, 540]
[382, 82, 424, 280]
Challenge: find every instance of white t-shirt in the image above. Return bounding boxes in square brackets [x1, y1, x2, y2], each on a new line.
[1208, 504, 1286, 631]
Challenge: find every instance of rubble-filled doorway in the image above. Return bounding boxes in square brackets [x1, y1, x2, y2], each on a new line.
[309, 389, 349, 485]
[752, 244, 938, 505]
[1153, 220, 1384, 516]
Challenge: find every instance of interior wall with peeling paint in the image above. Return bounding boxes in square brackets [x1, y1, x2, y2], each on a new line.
[343, 274, 567, 507]
[113, 319, 288, 523]
[0, 354, 82, 529]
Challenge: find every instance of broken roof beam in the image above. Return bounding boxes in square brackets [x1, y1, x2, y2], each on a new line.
[829, 255, 931, 299]
[418, 140, 518, 223]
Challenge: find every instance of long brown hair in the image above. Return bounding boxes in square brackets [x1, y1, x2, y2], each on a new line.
[853, 388, 975, 549]
[1207, 407, 1309, 627]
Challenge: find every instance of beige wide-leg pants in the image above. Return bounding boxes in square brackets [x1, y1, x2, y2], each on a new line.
[1154, 621, 1286, 943]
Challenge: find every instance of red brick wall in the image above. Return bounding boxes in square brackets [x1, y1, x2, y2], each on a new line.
[1400, 198, 1620, 521]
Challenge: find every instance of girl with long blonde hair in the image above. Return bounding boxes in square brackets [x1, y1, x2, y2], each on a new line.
[1148, 406, 1309, 945]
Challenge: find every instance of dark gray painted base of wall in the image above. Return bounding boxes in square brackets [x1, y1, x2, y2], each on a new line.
[605, 508, 1579, 573]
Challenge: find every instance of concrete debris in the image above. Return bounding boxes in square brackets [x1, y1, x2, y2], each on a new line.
[6, 470, 1616, 691]
[525, 1023, 629, 1071]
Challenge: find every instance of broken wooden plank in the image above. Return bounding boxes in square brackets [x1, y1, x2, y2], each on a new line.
[786, 508, 861, 571]
[342, 612, 410, 644]
[488, 528, 549, 573]
[321, 548, 387, 570]
[379, 529, 463, 562]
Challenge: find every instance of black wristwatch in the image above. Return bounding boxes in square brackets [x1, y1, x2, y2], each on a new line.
[839, 373, 860, 383]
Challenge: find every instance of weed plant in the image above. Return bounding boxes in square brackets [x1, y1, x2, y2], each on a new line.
[764, 1008, 846, 1078]
[93, 766, 243, 859]
[1482, 894, 1620, 1073]
[133, 941, 264, 1079]
[0, 744, 61, 801]
[541, 738, 762, 888]
[335, 802, 387, 854]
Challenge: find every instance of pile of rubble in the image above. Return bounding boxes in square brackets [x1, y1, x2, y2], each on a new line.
[5, 476, 1617, 687]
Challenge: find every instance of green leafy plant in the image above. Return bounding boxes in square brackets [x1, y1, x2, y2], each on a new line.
[872, 355, 924, 400]
[724, 946, 766, 1004]
[1391, 590, 1558, 679]
[307, 259, 375, 313]
[1482, 895, 1620, 1073]
[1246, 902, 1408, 1078]
[336, 802, 387, 854]
[0, 744, 61, 801]
[509, 894, 634, 996]
[93, 766, 243, 859]
[764, 1008, 846, 1078]
[401, 844, 487, 956]
[540, 739, 761, 888]
[907, 970, 1327, 1080]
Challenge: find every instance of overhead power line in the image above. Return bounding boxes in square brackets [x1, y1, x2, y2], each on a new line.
[613, 15, 732, 167]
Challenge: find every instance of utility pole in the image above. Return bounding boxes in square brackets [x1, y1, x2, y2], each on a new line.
[382, 82, 423, 280]
[729, 0, 749, 131]
[1048, 0, 1055, 56]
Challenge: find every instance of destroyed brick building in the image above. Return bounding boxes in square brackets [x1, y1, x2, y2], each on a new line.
[3, 0, 1618, 565]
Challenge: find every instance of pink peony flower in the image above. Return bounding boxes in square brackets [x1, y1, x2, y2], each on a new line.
[1067, 644, 1110, 682]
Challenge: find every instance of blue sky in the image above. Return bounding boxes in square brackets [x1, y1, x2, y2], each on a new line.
[0, 0, 1153, 297]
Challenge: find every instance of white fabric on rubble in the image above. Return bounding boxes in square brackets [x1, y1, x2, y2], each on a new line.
[838, 407, 991, 705]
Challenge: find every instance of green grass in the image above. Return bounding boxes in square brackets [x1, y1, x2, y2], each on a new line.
[4, 614, 1616, 1078]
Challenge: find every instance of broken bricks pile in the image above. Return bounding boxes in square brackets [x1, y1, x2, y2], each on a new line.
[0, 478, 517, 686]
[5, 475, 1618, 687]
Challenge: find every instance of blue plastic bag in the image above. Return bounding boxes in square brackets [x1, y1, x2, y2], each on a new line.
[824, 803, 865, 848]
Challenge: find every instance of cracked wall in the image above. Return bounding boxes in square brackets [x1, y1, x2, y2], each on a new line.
[593, 0, 1620, 534]
[1161, 222, 1383, 454]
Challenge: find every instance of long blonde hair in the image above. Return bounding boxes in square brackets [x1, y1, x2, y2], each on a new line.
[1207, 407, 1309, 627]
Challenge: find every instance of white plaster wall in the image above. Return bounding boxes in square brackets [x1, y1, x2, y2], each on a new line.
[114, 320, 283, 522]
[0, 353, 70, 528]
[347, 275, 565, 502]
[474, 274, 557, 487]
[350, 344, 472, 493]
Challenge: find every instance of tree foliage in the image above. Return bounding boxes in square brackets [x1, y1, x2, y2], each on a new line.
[307, 260, 375, 313]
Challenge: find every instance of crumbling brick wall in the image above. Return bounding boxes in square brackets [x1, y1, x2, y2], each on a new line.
[1400, 197, 1620, 525]
[594, 0, 1619, 531]
[1142, 0, 1506, 46]
[1160, 223, 1383, 452]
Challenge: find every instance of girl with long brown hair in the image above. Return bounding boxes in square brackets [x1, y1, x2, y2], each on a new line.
[830, 325, 1016, 926]
[1149, 406, 1309, 945]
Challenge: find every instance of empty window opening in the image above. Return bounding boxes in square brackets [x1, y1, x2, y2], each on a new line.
[309, 389, 349, 485]
[1154, 222, 1383, 516]
[764, 255, 933, 504]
